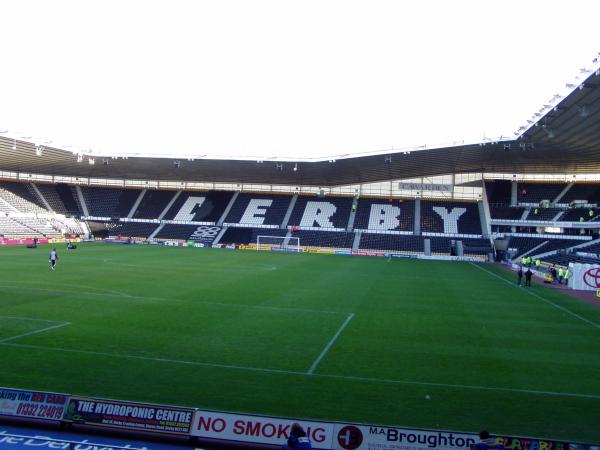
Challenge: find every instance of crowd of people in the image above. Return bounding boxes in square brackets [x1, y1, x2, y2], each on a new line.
[517, 257, 570, 287]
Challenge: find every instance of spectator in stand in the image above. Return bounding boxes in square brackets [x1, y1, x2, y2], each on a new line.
[517, 266, 523, 286]
[283, 423, 312, 450]
[525, 267, 532, 288]
[589, 209, 595, 219]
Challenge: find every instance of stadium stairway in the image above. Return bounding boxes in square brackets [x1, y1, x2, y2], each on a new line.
[127, 189, 146, 218]
[217, 191, 239, 226]
[280, 194, 298, 228]
[74, 185, 90, 216]
[553, 183, 574, 204]
[29, 183, 53, 212]
[212, 226, 228, 245]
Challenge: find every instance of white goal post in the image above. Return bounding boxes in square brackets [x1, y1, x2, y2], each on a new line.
[256, 235, 301, 252]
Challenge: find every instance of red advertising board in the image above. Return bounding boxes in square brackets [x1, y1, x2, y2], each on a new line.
[0, 238, 48, 246]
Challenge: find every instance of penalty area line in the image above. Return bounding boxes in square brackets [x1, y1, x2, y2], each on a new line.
[1, 341, 599, 401]
[0, 322, 71, 344]
[307, 313, 354, 375]
[469, 262, 600, 330]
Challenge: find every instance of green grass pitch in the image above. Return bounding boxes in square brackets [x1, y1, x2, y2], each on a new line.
[1, 243, 600, 443]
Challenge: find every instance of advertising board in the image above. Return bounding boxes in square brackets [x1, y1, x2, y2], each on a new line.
[63, 397, 194, 435]
[191, 410, 334, 448]
[0, 388, 68, 422]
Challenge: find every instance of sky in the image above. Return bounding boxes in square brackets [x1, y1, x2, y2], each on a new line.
[0, 0, 599, 160]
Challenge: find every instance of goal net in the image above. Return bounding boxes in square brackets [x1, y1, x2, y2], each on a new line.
[256, 235, 301, 252]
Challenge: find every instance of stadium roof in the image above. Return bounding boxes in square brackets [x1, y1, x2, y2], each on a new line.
[1, 69, 599, 187]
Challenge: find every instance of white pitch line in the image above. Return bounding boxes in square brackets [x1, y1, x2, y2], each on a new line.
[2, 341, 599, 400]
[0, 283, 349, 316]
[0, 315, 64, 323]
[307, 313, 354, 375]
[316, 372, 600, 401]
[0, 322, 70, 344]
[0, 342, 296, 375]
[469, 263, 600, 330]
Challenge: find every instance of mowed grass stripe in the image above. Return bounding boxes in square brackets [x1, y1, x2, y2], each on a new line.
[470, 262, 600, 329]
[3, 340, 600, 400]
[1, 243, 600, 442]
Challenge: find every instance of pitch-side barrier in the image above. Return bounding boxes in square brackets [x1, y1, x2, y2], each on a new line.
[0, 387, 594, 450]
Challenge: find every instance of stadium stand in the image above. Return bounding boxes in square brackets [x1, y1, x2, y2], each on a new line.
[489, 206, 525, 220]
[529, 238, 580, 256]
[558, 208, 599, 222]
[543, 253, 600, 265]
[421, 200, 482, 235]
[507, 236, 547, 258]
[429, 236, 453, 255]
[574, 241, 600, 254]
[90, 221, 158, 239]
[32, 183, 69, 214]
[517, 183, 566, 203]
[462, 238, 493, 256]
[485, 179, 512, 204]
[525, 208, 562, 221]
[559, 183, 600, 204]
[353, 198, 414, 231]
[81, 187, 140, 218]
[56, 183, 82, 216]
[0, 181, 47, 214]
[220, 227, 289, 245]
[163, 190, 234, 222]
[133, 189, 176, 219]
[224, 192, 292, 226]
[288, 195, 352, 230]
[359, 233, 424, 253]
[290, 229, 355, 248]
[0, 216, 39, 236]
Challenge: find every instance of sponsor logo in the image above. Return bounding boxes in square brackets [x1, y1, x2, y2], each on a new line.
[190, 226, 221, 242]
[583, 267, 600, 288]
[337, 425, 363, 450]
[352, 251, 384, 257]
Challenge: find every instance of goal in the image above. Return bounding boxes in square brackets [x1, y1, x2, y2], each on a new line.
[256, 235, 301, 253]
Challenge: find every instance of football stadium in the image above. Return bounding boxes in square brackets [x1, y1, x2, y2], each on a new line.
[2, 3, 600, 450]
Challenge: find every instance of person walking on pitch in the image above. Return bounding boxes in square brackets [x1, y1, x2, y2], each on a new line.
[49, 248, 58, 271]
